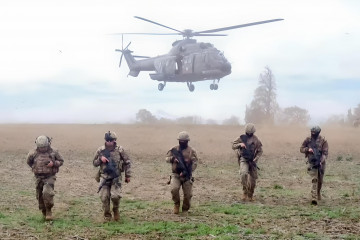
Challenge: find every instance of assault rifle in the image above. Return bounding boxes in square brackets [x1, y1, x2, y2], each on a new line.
[239, 135, 259, 170]
[309, 141, 324, 175]
[97, 149, 119, 193]
[171, 148, 192, 181]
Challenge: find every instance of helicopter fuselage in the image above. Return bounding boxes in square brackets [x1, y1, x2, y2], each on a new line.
[121, 39, 231, 83]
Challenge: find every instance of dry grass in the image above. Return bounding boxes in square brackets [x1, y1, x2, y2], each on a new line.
[0, 124, 359, 239]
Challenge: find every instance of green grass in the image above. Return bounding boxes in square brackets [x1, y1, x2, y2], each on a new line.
[1, 196, 360, 239]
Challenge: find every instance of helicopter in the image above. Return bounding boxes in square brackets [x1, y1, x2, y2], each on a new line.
[115, 16, 283, 92]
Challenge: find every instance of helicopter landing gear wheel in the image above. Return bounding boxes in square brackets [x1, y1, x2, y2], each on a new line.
[187, 82, 195, 92]
[210, 83, 218, 90]
[158, 83, 165, 91]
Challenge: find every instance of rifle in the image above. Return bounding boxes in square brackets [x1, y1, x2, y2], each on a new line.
[309, 140, 324, 175]
[170, 148, 192, 181]
[239, 135, 259, 170]
[97, 149, 120, 193]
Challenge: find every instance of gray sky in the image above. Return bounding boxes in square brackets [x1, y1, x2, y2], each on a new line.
[1, 0, 359, 124]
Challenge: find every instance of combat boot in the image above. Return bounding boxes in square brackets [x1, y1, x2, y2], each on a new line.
[45, 208, 53, 221]
[241, 193, 248, 201]
[41, 209, 46, 218]
[103, 211, 112, 223]
[113, 208, 120, 221]
[311, 199, 318, 205]
[173, 205, 180, 214]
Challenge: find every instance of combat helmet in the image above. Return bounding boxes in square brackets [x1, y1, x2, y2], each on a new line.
[245, 123, 256, 134]
[104, 131, 117, 141]
[310, 125, 321, 134]
[35, 135, 50, 148]
[177, 131, 190, 141]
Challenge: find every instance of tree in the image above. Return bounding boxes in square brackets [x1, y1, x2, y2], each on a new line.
[245, 66, 279, 124]
[135, 109, 157, 124]
[354, 103, 360, 117]
[276, 106, 310, 125]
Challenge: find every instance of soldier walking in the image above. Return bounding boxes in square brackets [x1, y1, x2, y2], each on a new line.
[26, 135, 64, 221]
[300, 126, 328, 205]
[232, 123, 263, 201]
[166, 131, 198, 214]
[93, 131, 131, 222]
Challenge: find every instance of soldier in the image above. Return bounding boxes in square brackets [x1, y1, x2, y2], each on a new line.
[300, 125, 328, 205]
[231, 123, 263, 201]
[93, 131, 131, 222]
[166, 131, 198, 214]
[26, 135, 64, 221]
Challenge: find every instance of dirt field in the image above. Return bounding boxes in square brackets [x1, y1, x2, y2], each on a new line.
[0, 124, 359, 239]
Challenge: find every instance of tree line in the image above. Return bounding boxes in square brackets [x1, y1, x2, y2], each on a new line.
[136, 66, 359, 126]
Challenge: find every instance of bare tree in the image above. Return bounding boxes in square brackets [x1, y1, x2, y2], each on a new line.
[136, 109, 157, 124]
[245, 66, 279, 124]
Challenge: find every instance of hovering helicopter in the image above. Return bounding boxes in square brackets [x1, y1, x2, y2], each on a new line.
[115, 16, 283, 92]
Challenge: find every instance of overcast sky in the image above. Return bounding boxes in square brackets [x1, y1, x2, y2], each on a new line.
[0, 0, 359, 124]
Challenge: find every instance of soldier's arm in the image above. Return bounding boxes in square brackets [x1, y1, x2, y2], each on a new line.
[190, 149, 198, 172]
[254, 141, 263, 162]
[120, 149, 132, 178]
[53, 149, 64, 167]
[320, 139, 329, 163]
[231, 137, 242, 150]
[300, 138, 309, 154]
[165, 149, 175, 163]
[93, 148, 102, 167]
[26, 150, 35, 168]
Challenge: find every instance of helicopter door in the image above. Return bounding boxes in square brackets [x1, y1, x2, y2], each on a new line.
[182, 55, 194, 74]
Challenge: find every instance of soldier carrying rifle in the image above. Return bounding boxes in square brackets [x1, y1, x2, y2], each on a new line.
[166, 131, 198, 215]
[93, 131, 131, 222]
[232, 123, 263, 202]
[300, 125, 328, 205]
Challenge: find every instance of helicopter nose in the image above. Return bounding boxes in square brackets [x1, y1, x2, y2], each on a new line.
[222, 62, 231, 73]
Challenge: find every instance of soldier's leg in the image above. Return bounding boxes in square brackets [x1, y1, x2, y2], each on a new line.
[100, 185, 112, 221]
[170, 174, 181, 214]
[42, 176, 56, 220]
[239, 161, 250, 200]
[182, 180, 193, 212]
[317, 163, 326, 200]
[248, 168, 258, 201]
[35, 177, 46, 217]
[308, 168, 318, 204]
[110, 181, 122, 221]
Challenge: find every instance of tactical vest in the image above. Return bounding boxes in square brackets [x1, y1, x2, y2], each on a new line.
[171, 146, 193, 173]
[99, 146, 124, 178]
[32, 151, 57, 175]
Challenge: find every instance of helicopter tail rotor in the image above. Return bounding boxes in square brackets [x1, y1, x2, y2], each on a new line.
[115, 35, 132, 68]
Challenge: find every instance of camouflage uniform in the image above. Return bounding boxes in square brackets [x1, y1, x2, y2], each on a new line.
[300, 126, 328, 204]
[232, 123, 263, 201]
[93, 131, 131, 221]
[26, 136, 64, 220]
[166, 131, 198, 214]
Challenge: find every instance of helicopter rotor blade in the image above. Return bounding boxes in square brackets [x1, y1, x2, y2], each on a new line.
[119, 54, 123, 68]
[193, 33, 228, 37]
[110, 32, 181, 36]
[124, 42, 131, 50]
[134, 16, 183, 34]
[133, 55, 150, 58]
[196, 19, 284, 34]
